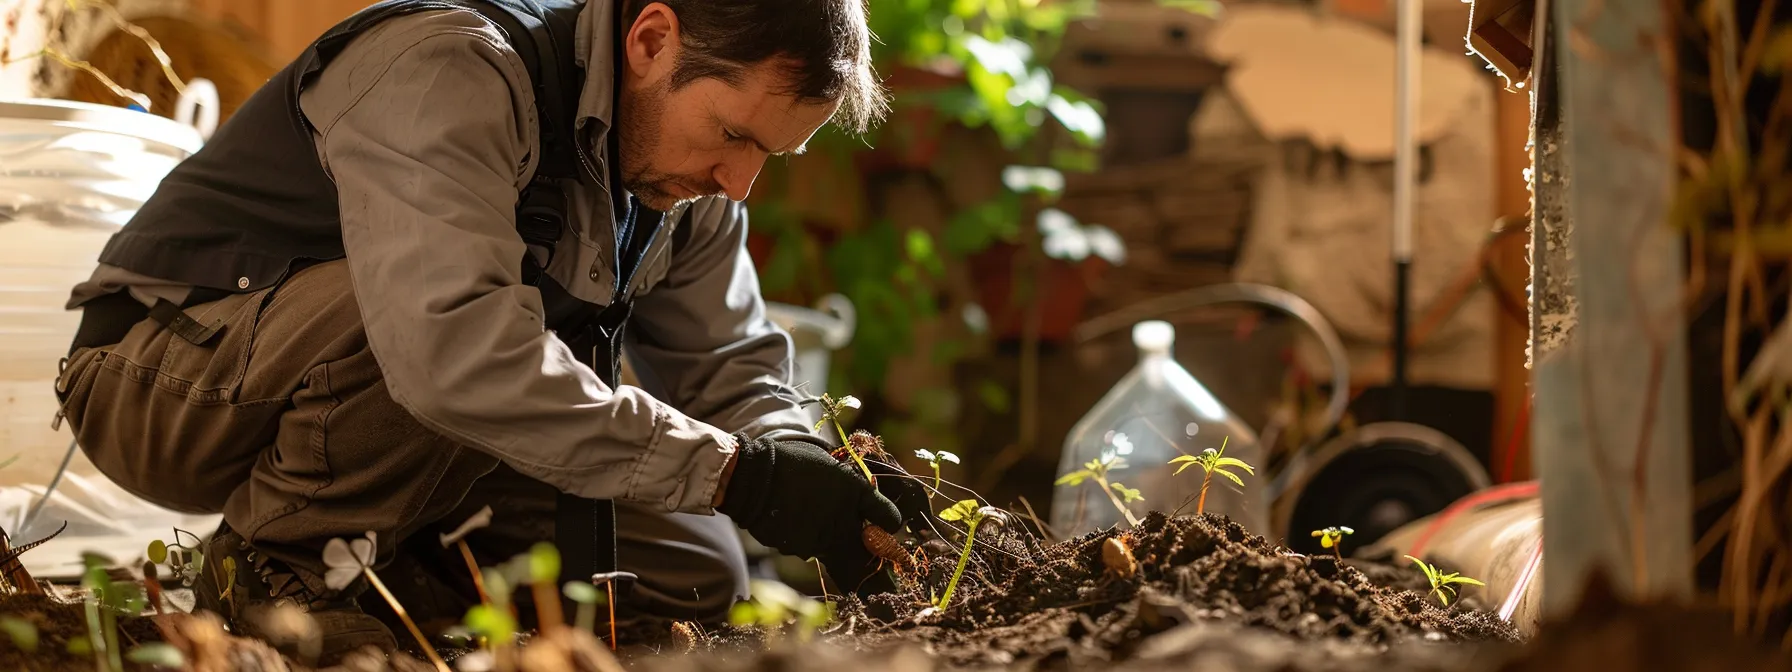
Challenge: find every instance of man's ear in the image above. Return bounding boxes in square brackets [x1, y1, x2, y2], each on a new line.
[624, 2, 680, 80]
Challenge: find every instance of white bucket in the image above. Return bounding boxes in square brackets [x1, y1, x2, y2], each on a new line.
[0, 98, 218, 578]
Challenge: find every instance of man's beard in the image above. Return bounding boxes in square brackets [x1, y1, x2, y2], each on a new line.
[617, 81, 720, 211]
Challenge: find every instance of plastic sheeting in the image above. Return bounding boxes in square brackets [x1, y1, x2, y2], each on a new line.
[0, 98, 216, 578]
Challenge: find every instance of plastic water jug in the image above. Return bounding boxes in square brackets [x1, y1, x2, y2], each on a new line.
[1050, 321, 1267, 536]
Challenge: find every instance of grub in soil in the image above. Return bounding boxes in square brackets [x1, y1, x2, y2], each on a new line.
[818, 512, 1521, 667]
[0, 592, 163, 671]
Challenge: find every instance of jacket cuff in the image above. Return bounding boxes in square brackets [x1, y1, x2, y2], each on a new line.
[628, 406, 738, 514]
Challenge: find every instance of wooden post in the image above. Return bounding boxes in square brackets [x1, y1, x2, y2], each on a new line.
[1531, 0, 1694, 615]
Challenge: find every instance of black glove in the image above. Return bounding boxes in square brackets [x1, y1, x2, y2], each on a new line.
[719, 434, 902, 595]
[863, 455, 932, 531]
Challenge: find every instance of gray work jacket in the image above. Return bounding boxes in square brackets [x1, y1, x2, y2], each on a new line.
[67, 0, 816, 514]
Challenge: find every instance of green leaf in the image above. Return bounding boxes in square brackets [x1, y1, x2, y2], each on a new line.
[0, 454, 16, 470]
[147, 540, 168, 566]
[1320, 535, 1334, 549]
[1215, 469, 1245, 487]
[0, 615, 38, 653]
[728, 602, 759, 628]
[938, 499, 982, 522]
[126, 643, 185, 667]
[528, 542, 561, 585]
[464, 604, 518, 645]
[1054, 470, 1093, 486]
[977, 380, 1011, 414]
[562, 581, 601, 604]
[1214, 457, 1256, 474]
[1110, 483, 1143, 503]
[1451, 576, 1487, 588]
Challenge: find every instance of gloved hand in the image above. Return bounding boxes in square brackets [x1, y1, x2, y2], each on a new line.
[863, 455, 932, 531]
[718, 434, 902, 595]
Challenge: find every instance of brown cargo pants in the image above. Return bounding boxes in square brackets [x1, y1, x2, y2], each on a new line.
[54, 260, 746, 625]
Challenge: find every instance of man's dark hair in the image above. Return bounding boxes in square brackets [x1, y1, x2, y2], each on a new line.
[624, 0, 889, 134]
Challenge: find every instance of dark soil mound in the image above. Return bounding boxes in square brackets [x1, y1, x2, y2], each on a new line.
[0, 592, 164, 671]
[811, 511, 1519, 667]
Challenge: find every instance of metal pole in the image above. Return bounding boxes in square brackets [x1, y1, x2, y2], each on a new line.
[1391, 0, 1420, 421]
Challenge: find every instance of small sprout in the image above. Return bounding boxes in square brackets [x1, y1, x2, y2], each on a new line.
[522, 543, 565, 635]
[807, 393, 877, 484]
[1168, 436, 1254, 515]
[1405, 555, 1486, 606]
[562, 581, 601, 637]
[80, 552, 125, 672]
[439, 506, 496, 607]
[324, 532, 449, 672]
[589, 571, 638, 650]
[464, 604, 519, 647]
[728, 579, 832, 644]
[935, 501, 1003, 610]
[1101, 537, 1138, 578]
[1055, 449, 1142, 527]
[1311, 526, 1356, 559]
[125, 643, 185, 668]
[0, 615, 38, 652]
[914, 449, 960, 495]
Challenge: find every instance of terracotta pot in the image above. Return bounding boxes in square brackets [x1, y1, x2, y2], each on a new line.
[856, 66, 966, 173]
[971, 243, 1109, 342]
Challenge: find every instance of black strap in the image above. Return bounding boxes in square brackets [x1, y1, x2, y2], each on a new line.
[148, 298, 223, 346]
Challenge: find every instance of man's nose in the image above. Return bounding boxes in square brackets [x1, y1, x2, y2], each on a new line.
[715, 151, 767, 202]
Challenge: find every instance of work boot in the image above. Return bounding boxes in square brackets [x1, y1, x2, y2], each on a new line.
[193, 523, 397, 666]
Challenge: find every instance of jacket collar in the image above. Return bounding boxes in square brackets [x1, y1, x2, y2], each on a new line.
[573, 0, 617, 152]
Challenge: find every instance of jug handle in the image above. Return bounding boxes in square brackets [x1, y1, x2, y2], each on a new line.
[175, 78, 220, 141]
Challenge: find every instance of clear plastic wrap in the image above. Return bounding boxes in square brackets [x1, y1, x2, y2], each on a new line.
[0, 98, 216, 578]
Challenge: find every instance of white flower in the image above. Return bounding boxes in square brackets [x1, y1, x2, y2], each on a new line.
[838, 395, 862, 410]
[322, 531, 377, 591]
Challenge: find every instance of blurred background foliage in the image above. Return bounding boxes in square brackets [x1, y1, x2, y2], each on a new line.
[747, 0, 1180, 455]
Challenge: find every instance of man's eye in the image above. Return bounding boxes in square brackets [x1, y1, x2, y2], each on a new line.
[723, 129, 742, 142]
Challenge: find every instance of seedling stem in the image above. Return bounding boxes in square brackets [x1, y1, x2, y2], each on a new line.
[1169, 436, 1254, 516]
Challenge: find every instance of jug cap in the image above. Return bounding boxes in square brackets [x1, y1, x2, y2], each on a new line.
[1132, 320, 1174, 354]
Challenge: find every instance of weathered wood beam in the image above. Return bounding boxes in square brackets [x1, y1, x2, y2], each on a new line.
[1531, 0, 1694, 615]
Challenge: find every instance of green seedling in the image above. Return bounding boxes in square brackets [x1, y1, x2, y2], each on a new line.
[1405, 555, 1485, 606]
[1311, 526, 1355, 560]
[1055, 451, 1143, 527]
[1169, 436, 1254, 516]
[0, 615, 38, 652]
[464, 568, 518, 672]
[525, 543, 564, 633]
[324, 532, 449, 672]
[728, 579, 832, 644]
[438, 505, 494, 607]
[914, 449, 959, 496]
[562, 581, 602, 639]
[805, 393, 877, 485]
[147, 528, 207, 590]
[934, 500, 1009, 611]
[124, 643, 184, 668]
[80, 552, 147, 672]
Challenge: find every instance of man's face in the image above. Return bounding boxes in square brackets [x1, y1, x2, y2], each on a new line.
[618, 8, 838, 212]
